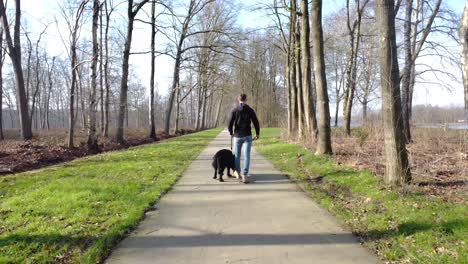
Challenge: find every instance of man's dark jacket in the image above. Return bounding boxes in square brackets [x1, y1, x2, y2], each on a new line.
[228, 103, 260, 137]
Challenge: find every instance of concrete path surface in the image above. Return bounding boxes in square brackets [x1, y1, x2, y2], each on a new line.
[106, 130, 379, 264]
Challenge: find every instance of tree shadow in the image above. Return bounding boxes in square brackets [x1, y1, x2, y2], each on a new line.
[117, 233, 362, 248]
[0, 233, 97, 256]
[418, 180, 467, 188]
[361, 219, 467, 241]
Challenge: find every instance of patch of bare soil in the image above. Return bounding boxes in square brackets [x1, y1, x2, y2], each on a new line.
[0, 128, 193, 176]
[313, 127, 467, 203]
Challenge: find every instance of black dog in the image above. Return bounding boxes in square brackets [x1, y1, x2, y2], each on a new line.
[212, 149, 236, 182]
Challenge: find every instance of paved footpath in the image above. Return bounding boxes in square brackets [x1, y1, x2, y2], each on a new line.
[106, 130, 380, 264]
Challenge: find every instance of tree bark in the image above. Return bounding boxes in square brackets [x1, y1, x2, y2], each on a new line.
[87, 0, 99, 151]
[46, 57, 55, 130]
[214, 90, 223, 127]
[461, 2, 468, 122]
[312, 0, 332, 155]
[343, 0, 366, 136]
[402, 0, 442, 142]
[66, 0, 88, 147]
[99, 3, 104, 135]
[375, 0, 411, 185]
[288, 0, 298, 136]
[164, 0, 196, 135]
[400, 0, 413, 143]
[0, 0, 32, 140]
[292, 0, 304, 138]
[149, 0, 157, 139]
[103, 0, 111, 137]
[300, 0, 318, 139]
[116, 0, 149, 144]
[174, 84, 181, 133]
[0, 29, 3, 140]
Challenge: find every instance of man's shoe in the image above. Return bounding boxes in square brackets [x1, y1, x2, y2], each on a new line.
[242, 174, 250, 184]
[233, 170, 240, 179]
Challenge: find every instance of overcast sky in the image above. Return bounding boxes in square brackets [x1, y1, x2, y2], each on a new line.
[18, 0, 467, 109]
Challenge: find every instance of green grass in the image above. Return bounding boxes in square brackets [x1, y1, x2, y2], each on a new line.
[256, 128, 467, 264]
[0, 128, 221, 263]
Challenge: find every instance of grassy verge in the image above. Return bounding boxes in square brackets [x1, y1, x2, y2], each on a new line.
[0, 128, 221, 263]
[256, 128, 467, 264]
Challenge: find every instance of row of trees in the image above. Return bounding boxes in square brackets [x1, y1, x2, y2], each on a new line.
[267, 0, 462, 185]
[0, 0, 248, 148]
[0, 0, 465, 186]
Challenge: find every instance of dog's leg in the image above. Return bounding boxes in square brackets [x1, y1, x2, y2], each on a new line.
[227, 168, 234, 178]
[213, 160, 218, 179]
[218, 166, 224, 182]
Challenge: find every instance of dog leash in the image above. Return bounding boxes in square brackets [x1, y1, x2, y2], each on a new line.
[230, 136, 233, 151]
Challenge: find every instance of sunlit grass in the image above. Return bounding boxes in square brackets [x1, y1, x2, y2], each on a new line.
[256, 128, 467, 264]
[0, 128, 221, 263]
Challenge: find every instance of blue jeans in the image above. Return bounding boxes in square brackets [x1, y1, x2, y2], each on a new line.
[233, 135, 253, 176]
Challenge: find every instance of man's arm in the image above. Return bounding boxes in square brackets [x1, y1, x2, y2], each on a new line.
[228, 110, 235, 135]
[250, 108, 260, 138]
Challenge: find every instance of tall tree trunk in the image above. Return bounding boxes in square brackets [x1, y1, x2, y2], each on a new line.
[46, 57, 55, 130]
[289, 0, 298, 136]
[149, 0, 157, 139]
[116, 0, 149, 144]
[376, 0, 411, 185]
[99, 4, 104, 135]
[334, 98, 340, 127]
[403, 0, 441, 141]
[401, 0, 413, 143]
[460, 2, 468, 122]
[87, 0, 99, 151]
[165, 52, 182, 135]
[174, 85, 181, 133]
[201, 88, 208, 129]
[165, 0, 195, 135]
[343, 0, 365, 136]
[194, 83, 202, 130]
[312, 0, 332, 155]
[0, 0, 32, 140]
[103, 0, 111, 137]
[78, 71, 87, 128]
[214, 90, 224, 127]
[0, 29, 3, 140]
[300, 0, 318, 139]
[294, 16, 304, 138]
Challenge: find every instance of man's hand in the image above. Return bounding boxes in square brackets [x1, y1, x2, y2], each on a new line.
[254, 135, 259, 140]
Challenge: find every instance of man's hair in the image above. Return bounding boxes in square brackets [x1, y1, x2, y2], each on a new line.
[238, 93, 247, 102]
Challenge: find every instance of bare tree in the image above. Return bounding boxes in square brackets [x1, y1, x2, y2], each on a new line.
[87, 0, 99, 151]
[165, 0, 202, 135]
[59, 0, 89, 147]
[44, 56, 56, 130]
[288, 1, 298, 136]
[375, 0, 411, 185]
[400, 0, 442, 142]
[102, 0, 115, 137]
[312, 0, 332, 155]
[0, 28, 3, 140]
[300, 0, 318, 138]
[0, 0, 32, 139]
[460, 2, 468, 122]
[342, 0, 369, 136]
[149, 0, 157, 139]
[116, 0, 149, 144]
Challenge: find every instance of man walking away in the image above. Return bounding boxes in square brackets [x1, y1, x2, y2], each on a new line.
[228, 94, 260, 183]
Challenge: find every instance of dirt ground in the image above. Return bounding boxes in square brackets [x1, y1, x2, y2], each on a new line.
[0, 128, 193, 176]
[330, 127, 467, 203]
[292, 126, 467, 203]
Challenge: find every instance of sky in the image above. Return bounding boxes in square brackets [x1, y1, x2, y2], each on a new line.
[16, 0, 468, 109]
